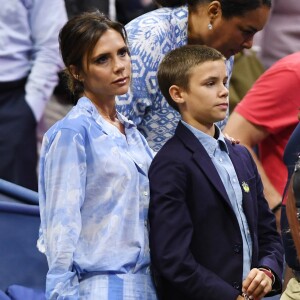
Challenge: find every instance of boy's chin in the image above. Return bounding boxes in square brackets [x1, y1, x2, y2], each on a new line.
[214, 116, 226, 123]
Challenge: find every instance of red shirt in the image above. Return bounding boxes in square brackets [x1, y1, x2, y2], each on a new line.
[235, 52, 300, 195]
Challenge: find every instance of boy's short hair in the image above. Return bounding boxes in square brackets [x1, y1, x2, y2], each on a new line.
[157, 45, 225, 112]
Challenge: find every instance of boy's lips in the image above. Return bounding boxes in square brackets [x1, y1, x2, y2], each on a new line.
[216, 102, 229, 110]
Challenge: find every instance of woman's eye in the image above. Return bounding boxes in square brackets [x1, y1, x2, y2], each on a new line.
[96, 55, 108, 64]
[242, 30, 254, 40]
[119, 48, 129, 57]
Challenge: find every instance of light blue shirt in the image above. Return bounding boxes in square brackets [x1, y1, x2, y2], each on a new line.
[0, 0, 67, 121]
[116, 5, 234, 152]
[182, 121, 252, 280]
[38, 97, 157, 299]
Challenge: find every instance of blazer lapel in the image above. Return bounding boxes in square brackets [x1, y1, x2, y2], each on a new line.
[227, 140, 255, 233]
[175, 122, 232, 209]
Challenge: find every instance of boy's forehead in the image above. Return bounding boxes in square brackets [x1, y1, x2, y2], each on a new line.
[190, 60, 227, 76]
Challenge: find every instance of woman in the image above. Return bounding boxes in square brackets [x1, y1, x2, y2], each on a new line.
[38, 11, 157, 299]
[116, 0, 271, 151]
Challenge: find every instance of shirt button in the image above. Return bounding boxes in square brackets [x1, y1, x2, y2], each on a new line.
[138, 163, 143, 168]
[219, 158, 223, 162]
[233, 178, 236, 183]
[143, 191, 148, 196]
[233, 282, 240, 290]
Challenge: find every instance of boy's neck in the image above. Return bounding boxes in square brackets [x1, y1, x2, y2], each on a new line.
[181, 118, 216, 137]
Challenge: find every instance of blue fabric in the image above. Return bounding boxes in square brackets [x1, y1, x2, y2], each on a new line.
[6, 285, 45, 300]
[0, 201, 39, 216]
[116, 5, 234, 151]
[38, 97, 156, 299]
[0, 179, 38, 205]
[0, 290, 10, 300]
[0, 202, 47, 291]
[182, 121, 252, 280]
[0, 0, 67, 121]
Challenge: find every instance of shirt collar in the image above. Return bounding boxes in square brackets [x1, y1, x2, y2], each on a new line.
[77, 97, 135, 129]
[181, 120, 229, 158]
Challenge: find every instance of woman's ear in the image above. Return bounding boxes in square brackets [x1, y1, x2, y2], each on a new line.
[69, 65, 82, 81]
[169, 85, 185, 105]
[207, 1, 222, 23]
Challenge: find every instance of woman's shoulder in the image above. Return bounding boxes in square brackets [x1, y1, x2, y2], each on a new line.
[125, 6, 187, 37]
[45, 101, 96, 141]
[125, 6, 188, 61]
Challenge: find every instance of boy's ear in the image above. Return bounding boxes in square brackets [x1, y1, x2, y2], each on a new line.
[169, 85, 185, 105]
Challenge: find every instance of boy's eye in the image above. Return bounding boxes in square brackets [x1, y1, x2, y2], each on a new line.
[206, 81, 215, 87]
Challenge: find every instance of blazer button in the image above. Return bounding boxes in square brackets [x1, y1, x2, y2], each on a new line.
[233, 244, 241, 253]
[233, 282, 240, 290]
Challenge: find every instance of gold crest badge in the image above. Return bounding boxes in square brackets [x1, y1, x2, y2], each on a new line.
[242, 182, 250, 193]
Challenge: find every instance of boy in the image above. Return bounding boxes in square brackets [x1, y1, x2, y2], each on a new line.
[148, 45, 283, 300]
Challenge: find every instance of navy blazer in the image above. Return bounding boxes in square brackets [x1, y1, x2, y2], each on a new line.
[149, 121, 283, 300]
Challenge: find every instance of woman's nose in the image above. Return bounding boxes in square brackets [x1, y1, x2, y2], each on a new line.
[242, 37, 254, 49]
[114, 58, 125, 72]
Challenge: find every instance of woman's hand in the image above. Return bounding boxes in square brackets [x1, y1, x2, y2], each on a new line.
[224, 133, 240, 145]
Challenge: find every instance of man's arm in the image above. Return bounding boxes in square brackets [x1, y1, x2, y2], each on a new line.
[26, 0, 67, 122]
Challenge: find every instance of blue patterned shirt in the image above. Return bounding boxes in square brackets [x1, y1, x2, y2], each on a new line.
[116, 5, 234, 152]
[182, 121, 252, 280]
[38, 97, 157, 299]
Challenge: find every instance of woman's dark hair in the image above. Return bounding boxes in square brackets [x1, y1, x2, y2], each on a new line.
[154, 0, 272, 18]
[59, 10, 127, 104]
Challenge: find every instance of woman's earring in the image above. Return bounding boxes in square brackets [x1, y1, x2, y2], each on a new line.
[208, 23, 213, 30]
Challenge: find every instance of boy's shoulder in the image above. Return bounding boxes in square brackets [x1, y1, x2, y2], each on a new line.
[225, 140, 252, 158]
[156, 133, 185, 155]
[151, 133, 190, 167]
[225, 141, 257, 173]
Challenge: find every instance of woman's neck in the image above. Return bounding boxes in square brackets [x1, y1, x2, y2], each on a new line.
[187, 5, 207, 45]
[94, 100, 125, 134]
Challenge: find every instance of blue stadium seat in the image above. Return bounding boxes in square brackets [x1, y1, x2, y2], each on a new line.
[0, 180, 47, 296]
